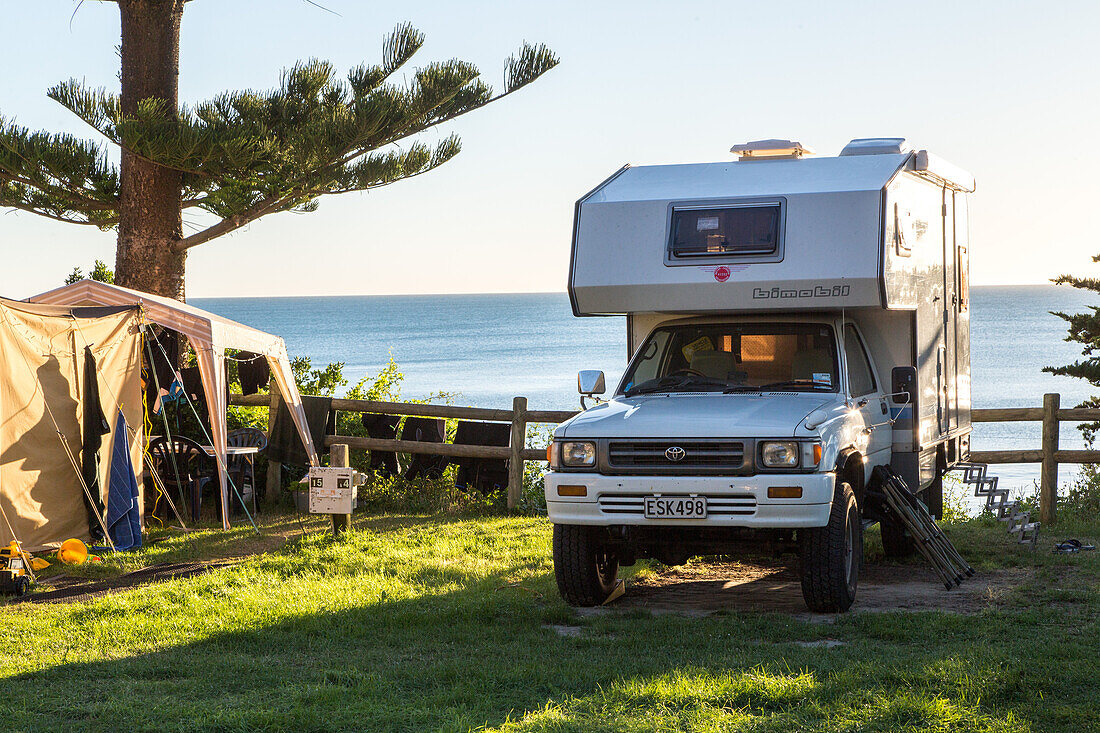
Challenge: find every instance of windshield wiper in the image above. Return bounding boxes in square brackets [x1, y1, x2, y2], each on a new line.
[722, 384, 762, 393]
[758, 379, 834, 391]
[624, 375, 686, 396]
[624, 375, 729, 397]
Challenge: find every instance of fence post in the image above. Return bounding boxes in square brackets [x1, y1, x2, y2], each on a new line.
[330, 443, 353, 536]
[265, 378, 283, 506]
[508, 396, 528, 510]
[1040, 392, 1060, 524]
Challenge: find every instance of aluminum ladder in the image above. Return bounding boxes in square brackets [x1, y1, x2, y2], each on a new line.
[953, 462, 1040, 546]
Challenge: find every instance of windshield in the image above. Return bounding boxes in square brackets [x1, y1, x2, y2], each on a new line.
[620, 322, 839, 396]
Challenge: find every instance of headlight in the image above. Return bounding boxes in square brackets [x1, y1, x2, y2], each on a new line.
[560, 441, 597, 468]
[760, 441, 799, 468]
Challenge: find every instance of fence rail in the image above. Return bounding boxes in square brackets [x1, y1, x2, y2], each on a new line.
[967, 394, 1098, 523]
[231, 391, 1098, 521]
[230, 392, 573, 508]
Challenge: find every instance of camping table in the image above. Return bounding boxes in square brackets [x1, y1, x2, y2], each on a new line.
[199, 445, 261, 510]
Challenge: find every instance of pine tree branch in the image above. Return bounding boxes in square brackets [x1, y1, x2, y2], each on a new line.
[174, 134, 459, 251]
[6, 26, 557, 252]
[0, 171, 116, 212]
[0, 200, 116, 226]
[174, 195, 284, 251]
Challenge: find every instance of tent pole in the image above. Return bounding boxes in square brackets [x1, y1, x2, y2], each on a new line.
[147, 328, 260, 535]
[145, 461, 188, 530]
[143, 328, 191, 516]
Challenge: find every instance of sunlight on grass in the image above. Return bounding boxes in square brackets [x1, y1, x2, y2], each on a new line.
[0, 513, 1097, 731]
[488, 666, 1028, 733]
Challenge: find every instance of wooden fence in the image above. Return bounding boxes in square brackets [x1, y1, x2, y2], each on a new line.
[972, 393, 1100, 523]
[230, 391, 1100, 521]
[229, 391, 576, 509]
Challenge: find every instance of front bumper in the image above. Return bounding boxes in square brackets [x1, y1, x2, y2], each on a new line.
[544, 472, 835, 528]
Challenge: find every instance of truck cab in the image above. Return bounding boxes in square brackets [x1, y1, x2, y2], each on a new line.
[547, 138, 974, 611]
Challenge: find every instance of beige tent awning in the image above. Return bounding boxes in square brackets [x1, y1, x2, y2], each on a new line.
[0, 299, 144, 550]
[29, 280, 320, 529]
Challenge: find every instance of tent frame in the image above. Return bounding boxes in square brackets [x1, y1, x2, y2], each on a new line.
[29, 280, 320, 529]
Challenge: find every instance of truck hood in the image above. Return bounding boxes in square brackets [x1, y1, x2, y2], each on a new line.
[558, 392, 840, 439]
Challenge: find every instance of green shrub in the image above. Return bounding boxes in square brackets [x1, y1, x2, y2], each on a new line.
[940, 471, 972, 523]
[1061, 456, 1100, 518]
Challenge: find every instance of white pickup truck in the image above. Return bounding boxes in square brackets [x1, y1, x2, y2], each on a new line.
[547, 138, 974, 612]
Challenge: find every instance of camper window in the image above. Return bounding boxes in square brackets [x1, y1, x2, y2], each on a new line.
[620, 323, 838, 396]
[669, 204, 781, 258]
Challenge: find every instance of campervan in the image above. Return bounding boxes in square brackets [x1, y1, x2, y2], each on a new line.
[546, 138, 974, 611]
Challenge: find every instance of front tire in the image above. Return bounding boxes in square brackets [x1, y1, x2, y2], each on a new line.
[14, 576, 29, 597]
[553, 524, 620, 606]
[800, 481, 861, 612]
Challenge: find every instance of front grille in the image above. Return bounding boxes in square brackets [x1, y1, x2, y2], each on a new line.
[597, 493, 757, 516]
[606, 440, 747, 473]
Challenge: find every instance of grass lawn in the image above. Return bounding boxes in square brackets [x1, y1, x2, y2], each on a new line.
[1, 510, 1099, 732]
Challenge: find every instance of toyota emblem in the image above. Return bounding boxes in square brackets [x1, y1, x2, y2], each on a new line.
[665, 446, 686, 462]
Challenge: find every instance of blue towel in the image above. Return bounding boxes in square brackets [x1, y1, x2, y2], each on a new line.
[104, 410, 142, 551]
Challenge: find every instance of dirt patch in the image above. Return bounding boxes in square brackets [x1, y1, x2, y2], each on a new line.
[17, 561, 238, 605]
[609, 558, 1026, 615]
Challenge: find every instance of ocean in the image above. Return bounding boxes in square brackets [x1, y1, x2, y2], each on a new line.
[194, 284, 1096, 493]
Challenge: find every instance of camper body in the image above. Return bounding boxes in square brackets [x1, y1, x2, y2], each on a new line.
[547, 138, 974, 611]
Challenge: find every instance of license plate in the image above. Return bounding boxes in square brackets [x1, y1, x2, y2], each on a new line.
[643, 495, 707, 519]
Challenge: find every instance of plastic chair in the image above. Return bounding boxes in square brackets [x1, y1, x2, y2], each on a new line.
[227, 428, 267, 514]
[148, 435, 217, 523]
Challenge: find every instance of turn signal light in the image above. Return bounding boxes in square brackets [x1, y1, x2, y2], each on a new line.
[813, 444, 823, 465]
[767, 486, 803, 499]
[557, 485, 588, 497]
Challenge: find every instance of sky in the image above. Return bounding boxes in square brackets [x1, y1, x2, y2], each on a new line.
[1, 0, 1098, 298]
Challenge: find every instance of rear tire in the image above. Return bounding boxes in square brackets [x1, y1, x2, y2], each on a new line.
[924, 470, 944, 520]
[14, 576, 29, 597]
[800, 481, 861, 613]
[553, 524, 620, 606]
[880, 517, 916, 558]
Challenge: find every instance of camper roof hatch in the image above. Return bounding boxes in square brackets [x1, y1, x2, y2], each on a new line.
[731, 139, 813, 161]
[840, 138, 910, 156]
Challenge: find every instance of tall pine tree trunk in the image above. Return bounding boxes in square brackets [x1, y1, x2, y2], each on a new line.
[114, 0, 187, 301]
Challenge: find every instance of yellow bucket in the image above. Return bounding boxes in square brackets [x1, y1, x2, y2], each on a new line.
[58, 538, 88, 565]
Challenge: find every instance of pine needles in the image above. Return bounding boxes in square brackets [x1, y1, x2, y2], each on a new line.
[0, 23, 559, 248]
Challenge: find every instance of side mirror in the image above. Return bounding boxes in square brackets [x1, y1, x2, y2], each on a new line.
[891, 366, 916, 404]
[578, 370, 606, 396]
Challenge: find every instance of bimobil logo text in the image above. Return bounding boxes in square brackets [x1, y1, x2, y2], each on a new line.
[752, 285, 851, 300]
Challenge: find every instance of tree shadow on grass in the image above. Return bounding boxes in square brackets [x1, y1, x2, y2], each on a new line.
[0, 561, 1062, 733]
[3, 514, 1093, 731]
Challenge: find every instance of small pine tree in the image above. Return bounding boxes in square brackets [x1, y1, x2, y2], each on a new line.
[63, 259, 115, 286]
[90, 259, 114, 284]
[1045, 254, 1100, 513]
[1044, 254, 1100, 441]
